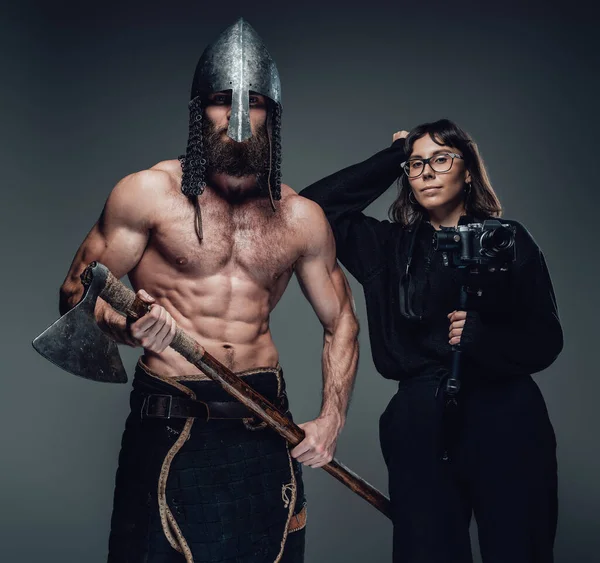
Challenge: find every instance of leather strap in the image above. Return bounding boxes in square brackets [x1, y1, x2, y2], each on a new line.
[288, 505, 307, 532]
[140, 393, 288, 421]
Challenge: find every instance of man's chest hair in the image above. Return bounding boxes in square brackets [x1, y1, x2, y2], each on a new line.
[151, 197, 302, 282]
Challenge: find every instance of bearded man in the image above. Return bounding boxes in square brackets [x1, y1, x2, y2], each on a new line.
[58, 19, 359, 563]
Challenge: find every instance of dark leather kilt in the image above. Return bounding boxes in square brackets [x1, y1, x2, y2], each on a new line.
[107, 362, 306, 563]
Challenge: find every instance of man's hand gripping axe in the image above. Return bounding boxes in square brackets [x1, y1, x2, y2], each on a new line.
[33, 262, 392, 520]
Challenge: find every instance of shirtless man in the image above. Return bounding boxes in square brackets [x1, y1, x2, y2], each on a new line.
[58, 19, 358, 563]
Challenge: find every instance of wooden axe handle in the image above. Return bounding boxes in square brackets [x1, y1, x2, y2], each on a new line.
[97, 263, 391, 519]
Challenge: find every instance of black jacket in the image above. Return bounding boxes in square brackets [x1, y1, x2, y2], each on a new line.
[299, 141, 563, 381]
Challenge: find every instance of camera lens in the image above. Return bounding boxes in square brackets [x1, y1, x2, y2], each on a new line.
[480, 226, 514, 256]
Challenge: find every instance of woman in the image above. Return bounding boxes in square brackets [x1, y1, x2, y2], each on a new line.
[299, 119, 562, 563]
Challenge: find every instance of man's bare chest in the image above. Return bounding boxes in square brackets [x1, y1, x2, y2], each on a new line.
[151, 203, 300, 284]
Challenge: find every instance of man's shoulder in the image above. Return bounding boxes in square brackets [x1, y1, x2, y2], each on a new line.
[150, 158, 184, 179]
[104, 161, 184, 228]
[112, 160, 182, 201]
[279, 185, 333, 255]
[280, 184, 327, 224]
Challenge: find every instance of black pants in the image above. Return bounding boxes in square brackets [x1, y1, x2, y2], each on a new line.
[379, 373, 557, 563]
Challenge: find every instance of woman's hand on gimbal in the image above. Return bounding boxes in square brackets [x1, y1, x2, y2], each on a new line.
[448, 310, 467, 345]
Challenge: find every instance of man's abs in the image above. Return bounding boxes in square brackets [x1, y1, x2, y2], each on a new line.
[123, 169, 301, 377]
[128, 244, 295, 376]
[142, 335, 279, 377]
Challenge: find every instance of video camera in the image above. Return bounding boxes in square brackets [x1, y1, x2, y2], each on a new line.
[434, 219, 517, 270]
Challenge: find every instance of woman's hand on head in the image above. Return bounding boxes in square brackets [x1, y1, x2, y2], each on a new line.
[393, 130, 409, 142]
[448, 310, 467, 345]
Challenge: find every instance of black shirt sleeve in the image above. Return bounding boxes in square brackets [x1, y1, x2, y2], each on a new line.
[299, 140, 406, 284]
[460, 223, 563, 377]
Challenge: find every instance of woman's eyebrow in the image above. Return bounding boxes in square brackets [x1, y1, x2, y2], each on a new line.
[409, 149, 453, 159]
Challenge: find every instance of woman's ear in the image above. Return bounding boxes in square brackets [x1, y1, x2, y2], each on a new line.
[465, 170, 472, 184]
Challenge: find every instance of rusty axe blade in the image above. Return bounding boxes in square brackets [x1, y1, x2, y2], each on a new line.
[32, 263, 128, 383]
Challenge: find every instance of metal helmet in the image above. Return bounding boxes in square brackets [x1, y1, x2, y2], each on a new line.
[191, 17, 282, 142]
[180, 18, 283, 238]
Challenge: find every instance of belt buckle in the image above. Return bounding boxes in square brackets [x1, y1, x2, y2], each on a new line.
[142, 394, 173, 419]
[199, 400, 210, 422]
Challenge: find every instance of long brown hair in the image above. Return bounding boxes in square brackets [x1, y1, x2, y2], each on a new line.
[389, 119, 502, 227]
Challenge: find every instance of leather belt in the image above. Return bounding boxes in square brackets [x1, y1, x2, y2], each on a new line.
[139, 393, 287, 421]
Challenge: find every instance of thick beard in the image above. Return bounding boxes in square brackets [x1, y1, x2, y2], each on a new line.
[202, 118, 270, 179]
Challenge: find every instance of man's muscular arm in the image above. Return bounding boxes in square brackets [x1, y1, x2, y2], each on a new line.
[291, 198, 360, 468]
[59, 171, 176, 351]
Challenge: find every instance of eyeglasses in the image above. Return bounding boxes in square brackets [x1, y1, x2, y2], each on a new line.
[401, 153, 464, 178]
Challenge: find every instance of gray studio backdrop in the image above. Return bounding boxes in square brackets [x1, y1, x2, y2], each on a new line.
[2, 1, 598, 561]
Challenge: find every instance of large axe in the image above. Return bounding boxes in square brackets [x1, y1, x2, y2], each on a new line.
[33, 262, 392, 519]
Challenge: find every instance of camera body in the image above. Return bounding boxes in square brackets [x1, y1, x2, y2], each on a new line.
[434, 219, 517, 270]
